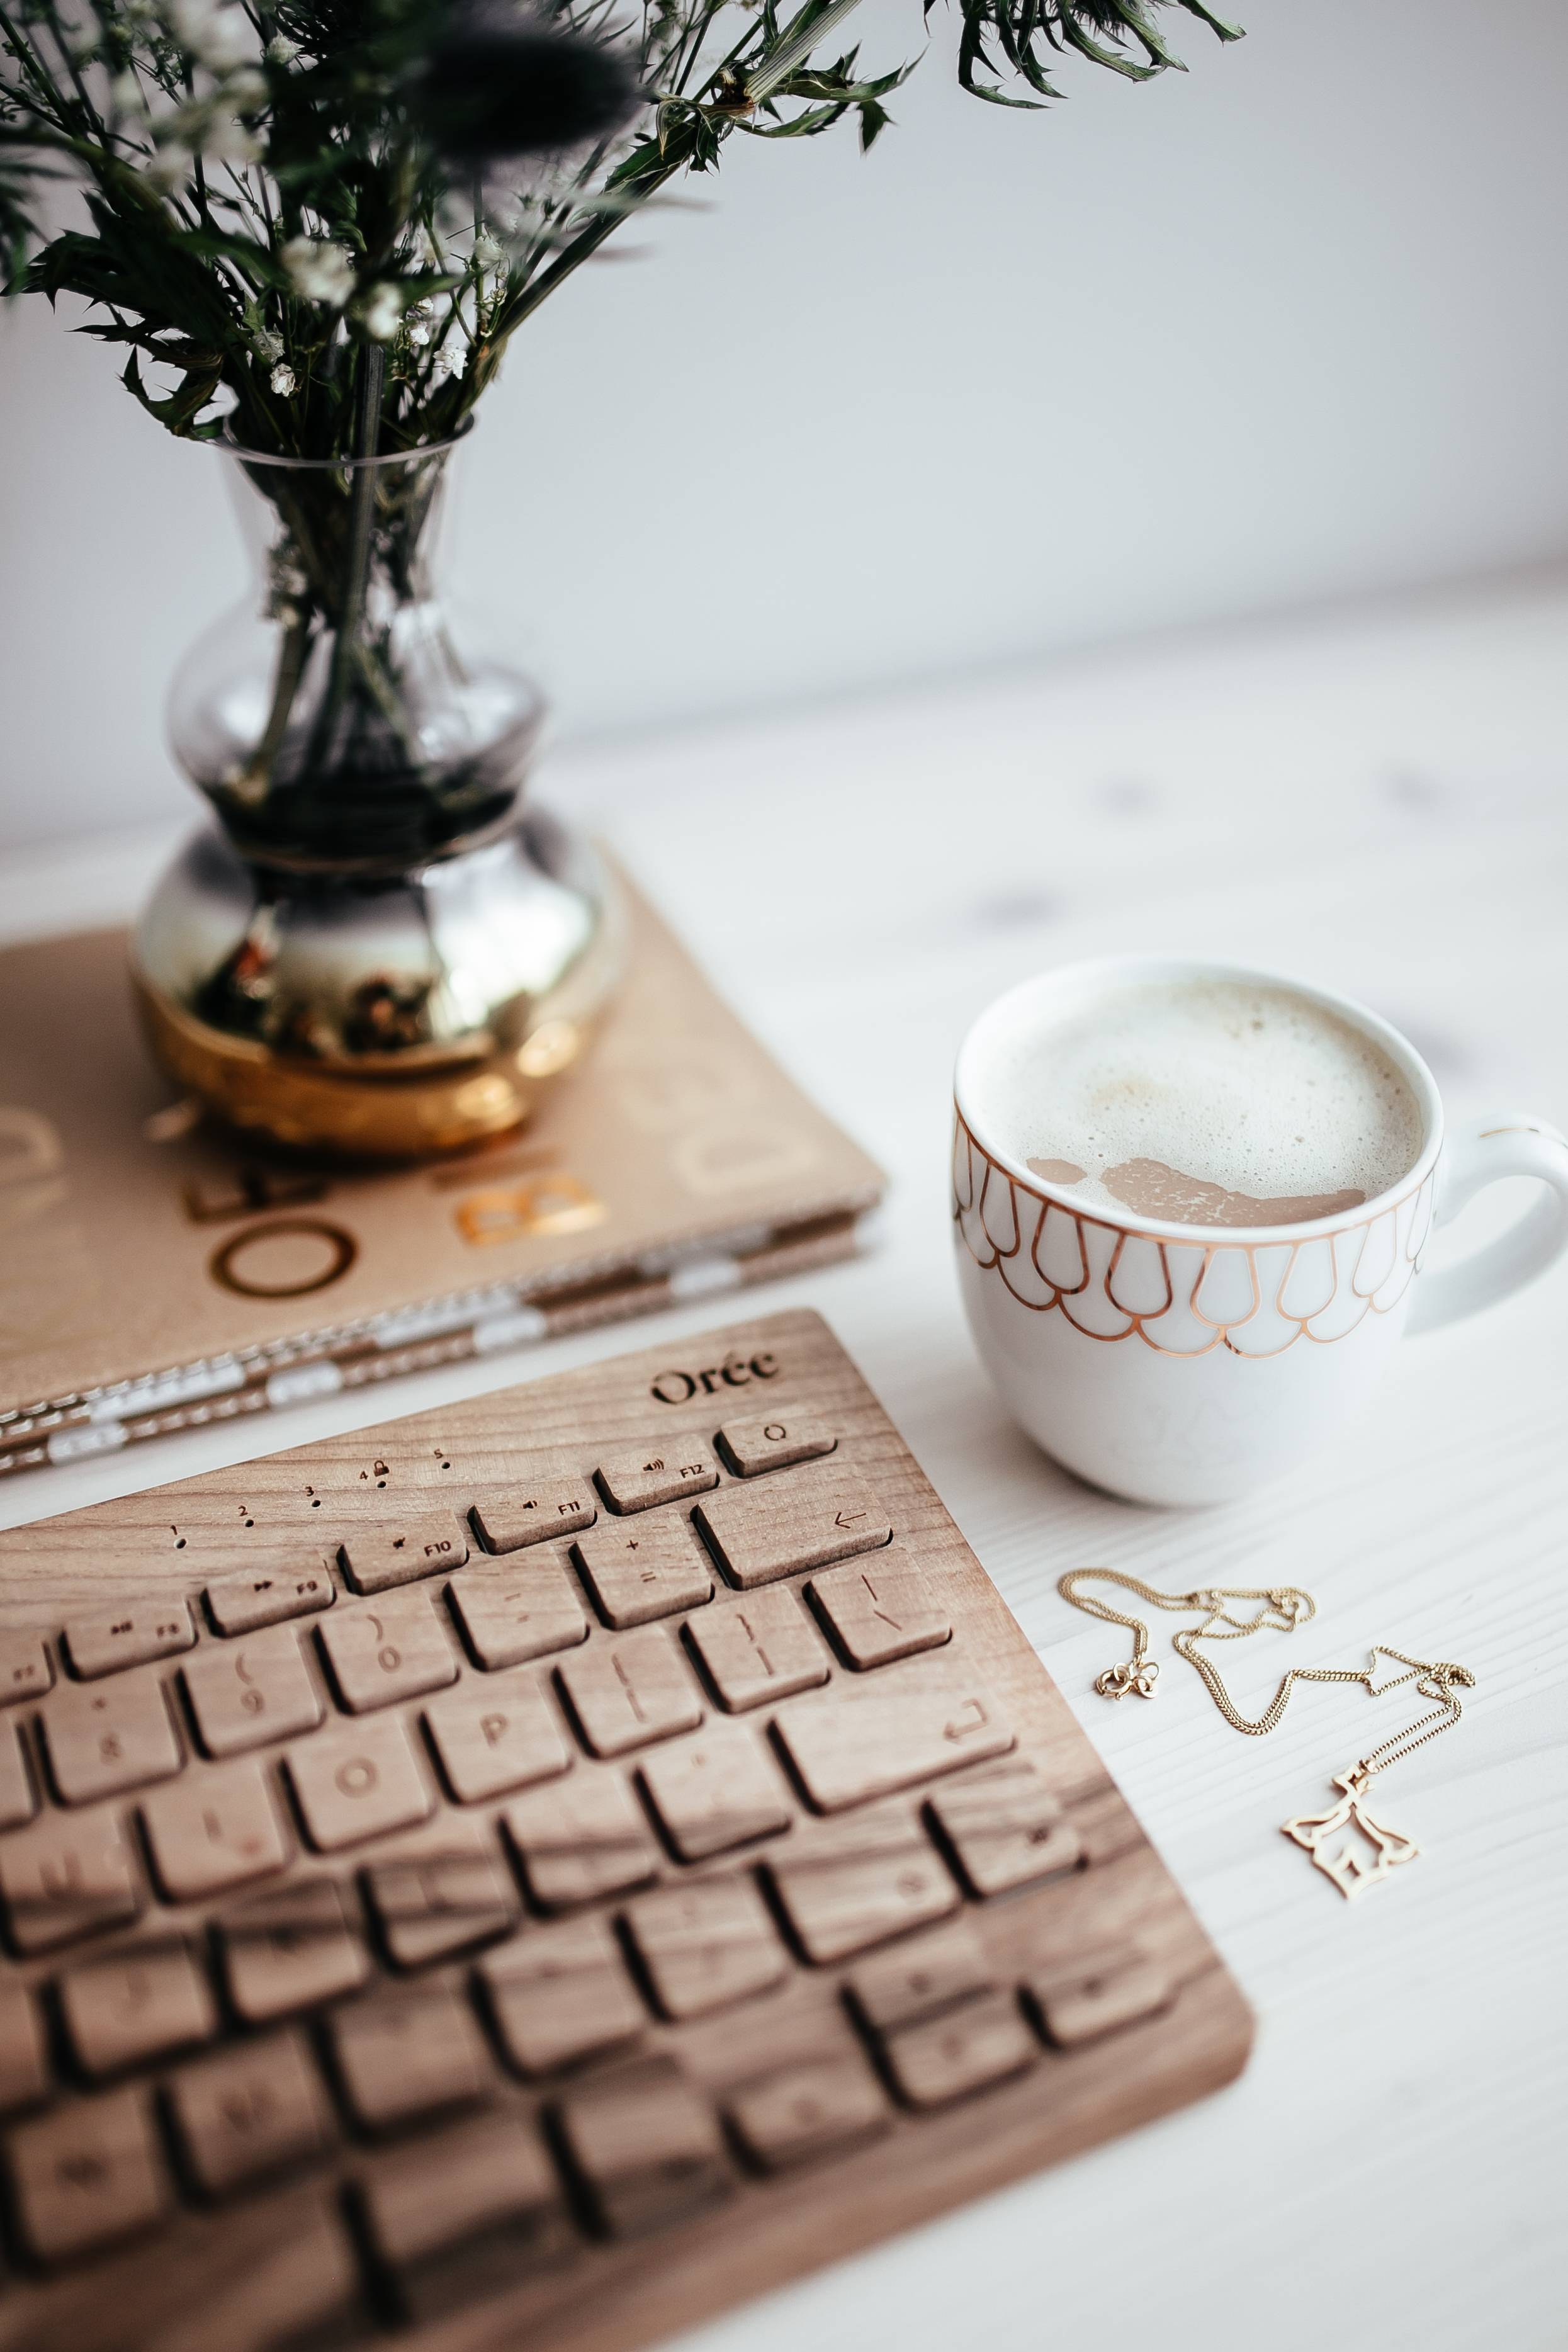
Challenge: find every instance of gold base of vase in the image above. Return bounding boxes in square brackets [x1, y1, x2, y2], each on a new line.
[131, 811, 625, 1162]
[133, 978, 605, 1158]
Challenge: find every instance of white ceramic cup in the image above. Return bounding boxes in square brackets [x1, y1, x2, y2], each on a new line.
[952, 955, 1568, 1506]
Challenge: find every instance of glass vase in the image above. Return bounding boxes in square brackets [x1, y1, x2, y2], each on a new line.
[132, 432, 623, 1159]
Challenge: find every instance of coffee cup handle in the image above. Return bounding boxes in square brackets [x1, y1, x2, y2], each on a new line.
[1404, 1113, 1568, 1335]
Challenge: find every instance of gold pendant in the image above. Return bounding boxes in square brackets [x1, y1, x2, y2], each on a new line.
[1280, 1772, 1421, 1901]
[1095, 1658, 1159, 1700]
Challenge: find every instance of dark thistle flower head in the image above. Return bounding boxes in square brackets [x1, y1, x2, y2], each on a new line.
[412, 7, 643, 162]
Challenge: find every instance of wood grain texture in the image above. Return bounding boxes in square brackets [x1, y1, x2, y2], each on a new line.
[6, 587, 1563, 2352]
[0, 1308, 1249, 2352]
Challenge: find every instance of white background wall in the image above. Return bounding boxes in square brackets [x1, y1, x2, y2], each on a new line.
[2, 0, 1566, 853]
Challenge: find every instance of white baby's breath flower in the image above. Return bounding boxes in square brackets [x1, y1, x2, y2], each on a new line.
[223, 65, 267, 109]
[281, 236, 356, 307]
[166, 0, 212, 39]
[266, 543, 308, 608]
[252, 325, 283, 362]
[142, 141, 193, 195]
[167, 0, 250, 70]
[432, 339, 467, 380]
[471, 230, 505, 273]
[264, 33, 298, 62]
[269, 362, 298, 396]
[109, 69, 146, 113]
[167, 0, 252, 71]
[405, 300, 433, 349]
[201, 110, 262, 164]
[358, 281, 406, 342]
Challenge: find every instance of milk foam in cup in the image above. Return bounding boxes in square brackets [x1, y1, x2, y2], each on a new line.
[973, 977, 1424, 1230]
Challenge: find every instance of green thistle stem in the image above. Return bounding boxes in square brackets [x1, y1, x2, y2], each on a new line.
[303, 341, 385, 781]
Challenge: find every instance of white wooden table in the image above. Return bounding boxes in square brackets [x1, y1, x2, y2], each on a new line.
[4, 576, 1565, 2352]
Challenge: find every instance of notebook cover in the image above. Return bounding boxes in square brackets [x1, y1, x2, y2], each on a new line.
[0, 870, 884, 1478]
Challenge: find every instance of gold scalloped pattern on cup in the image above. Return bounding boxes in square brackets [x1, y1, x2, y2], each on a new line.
[951, 1109, 1434, 1356]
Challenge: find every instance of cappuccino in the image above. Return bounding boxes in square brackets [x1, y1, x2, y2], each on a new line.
[978, 978, 1423, 1228]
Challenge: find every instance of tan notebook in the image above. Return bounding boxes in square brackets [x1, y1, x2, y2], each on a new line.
[0, 875, 884, 1479]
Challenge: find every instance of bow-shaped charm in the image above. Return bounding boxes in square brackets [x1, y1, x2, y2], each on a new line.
[1095, 1657, 1159, 1701]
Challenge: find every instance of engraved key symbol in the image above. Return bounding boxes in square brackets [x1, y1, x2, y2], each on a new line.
[614, 1654, 646, 1724]
[863, 1575, 901, 1632]
[740, 1615, 773, 1675]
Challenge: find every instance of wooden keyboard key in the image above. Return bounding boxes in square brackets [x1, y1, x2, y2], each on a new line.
[168, 2031, 332, 2197]
[0, 1976, 49, 2114]
[623, 1875, 787, 2019]
[715, 1417, 837, 1479]
[142, 1755, 290, 1901]
[926, 1758, 1083, 1896]
[479, 1912, 645, 2076]
[358, 2110, 574, 2322]
[40, 1671, 183, 1806]
[808, 1554, 952, 1670]
[426, 1676, 571, 1803]
[157, 2189, 364, 2352]
[684, 1589, 829, 1714]
[0, 1716, 36, 1829]
[218, 1879, 369, 2022]
[572, 1520, 714, 1629]
[330, 1984, 488, 2133]
[318, 1590, 458, 1714]
[448, 1561, 587, 1670]
[286, 1713, 434, 1850]
[205, 1559, 335, 1636]
[772, 1668, 1013, 1812]
[558, 2055, 729, 2236]
[365, 1835, 519, 1968]
[1025, 1948, 1174, 2047]
[638, 1728, 790, 1860]
[503, 1771, 657, 1911]
[882, 1990, 1037, 2108]
[62, 1600, 195, 1680]
[846, 1918, 994, 2033]
[595, 1443, 718, 1515]
[693, 1468, 891, 1590]
[470, 1465, 597, 1553]
[555, 1627, 702, 1758]
[0, 1631, 53, 1707]
[8, 2084, 169, 2263]
[0, 1810, 140, 1953]
[181, 1625, 324, 1758]
[726, 2051, 889, 2172]
[59, 1938, 218, 2077]
[340, 1513, 470, 1595]
[768, 1807, 959, 1963]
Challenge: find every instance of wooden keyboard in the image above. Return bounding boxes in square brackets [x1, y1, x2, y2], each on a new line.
[0, 1309, 1251, 2352]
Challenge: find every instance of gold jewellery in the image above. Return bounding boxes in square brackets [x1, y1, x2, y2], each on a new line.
[1056, 1569, 1475, 1902]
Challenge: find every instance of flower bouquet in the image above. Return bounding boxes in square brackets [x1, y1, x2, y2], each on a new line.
[2, 0, 1239, 1152]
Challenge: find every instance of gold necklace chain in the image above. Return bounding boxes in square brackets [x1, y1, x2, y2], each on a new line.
[1056, 1567, 1475, 1791]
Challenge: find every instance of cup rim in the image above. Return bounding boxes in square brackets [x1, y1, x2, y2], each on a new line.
[953, 953, 1445, 1247]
